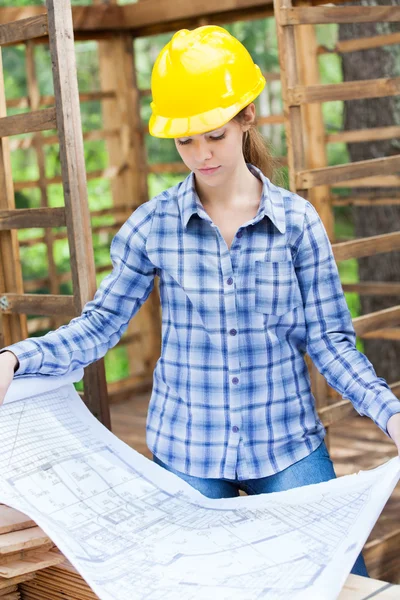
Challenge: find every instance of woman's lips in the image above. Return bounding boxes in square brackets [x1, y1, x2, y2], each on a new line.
[198, 166, 221, 175]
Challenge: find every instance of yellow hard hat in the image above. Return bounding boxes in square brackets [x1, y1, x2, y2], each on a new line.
[149, 26, 266, 138]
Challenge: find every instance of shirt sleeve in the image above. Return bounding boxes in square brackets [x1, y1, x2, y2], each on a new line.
[0, 204, 157, 377]
[294, 200, 400, 436]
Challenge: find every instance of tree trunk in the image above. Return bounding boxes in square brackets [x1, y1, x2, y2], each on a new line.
[338, 0, 400, 383]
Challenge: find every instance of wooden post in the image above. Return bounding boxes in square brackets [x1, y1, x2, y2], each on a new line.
[96, 9, 161, 393]
[294, 10, 334, 446]
[0, 47, 28, 347]
[46, 0, 110, 427]
[25, 40, 61, 331]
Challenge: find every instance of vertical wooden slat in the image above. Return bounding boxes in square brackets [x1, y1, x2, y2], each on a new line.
[295, 11, 334, 444]
[96, 9, 161, 388]
[0, 47, 28, 346]
[45, 0, 110, 427]
[25, 40, 61, 331]
[274, 0, 306, 194]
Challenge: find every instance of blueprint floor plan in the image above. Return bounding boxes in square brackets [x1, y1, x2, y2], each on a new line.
[1, 371, 399, 600]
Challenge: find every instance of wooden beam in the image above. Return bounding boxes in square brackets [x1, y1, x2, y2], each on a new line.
[361, 328, 400, 341]
[327, 126, 400, 144]
[288, 78, 400, 106]
[46, 0, 110, 426]
[319, 31, 400, 55]
[332, 232, 400, 262]
[296, 155, 400, 189]
[353, 306, 400, 337]
[0, 3, 274, 41]
[0, 48, 28, 347]
[319, 399, 356, 428]
[342, 282, 400, 295]
[0, 108, 57, 138]
[333, 196, 400, 206]
[0, 293, 76, 316]
[0, 14, 48, 45]
[280, 6, 400, 26]
[0, 207, 65, 230]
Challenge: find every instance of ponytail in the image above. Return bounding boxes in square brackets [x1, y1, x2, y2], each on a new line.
[234, 106, 282, 185]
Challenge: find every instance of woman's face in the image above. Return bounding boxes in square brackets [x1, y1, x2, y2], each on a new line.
[174, 105, 254, 187]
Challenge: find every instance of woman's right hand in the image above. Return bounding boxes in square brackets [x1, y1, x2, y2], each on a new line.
[0, 351, 18, 406]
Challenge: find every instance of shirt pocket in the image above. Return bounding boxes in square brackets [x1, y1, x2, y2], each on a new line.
[255, 259, 303, 316]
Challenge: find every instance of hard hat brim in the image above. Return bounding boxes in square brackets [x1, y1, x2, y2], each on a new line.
[149, 78, 265, 139]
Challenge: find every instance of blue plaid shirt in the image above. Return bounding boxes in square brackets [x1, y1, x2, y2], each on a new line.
[4, 164, 400, 479]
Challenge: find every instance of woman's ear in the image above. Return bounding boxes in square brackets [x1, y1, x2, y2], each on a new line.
[242, 103, 256, 131]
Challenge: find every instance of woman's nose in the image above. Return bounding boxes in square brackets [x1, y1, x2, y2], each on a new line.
[193, 140, 213, 163]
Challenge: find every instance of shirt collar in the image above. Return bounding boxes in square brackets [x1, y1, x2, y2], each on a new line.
[177, 163, 286, 234]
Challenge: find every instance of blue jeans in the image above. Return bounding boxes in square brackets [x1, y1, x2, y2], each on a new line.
[153, 440, 369, 577]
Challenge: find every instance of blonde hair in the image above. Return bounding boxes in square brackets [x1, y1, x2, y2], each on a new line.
[234, 106, 281, 184]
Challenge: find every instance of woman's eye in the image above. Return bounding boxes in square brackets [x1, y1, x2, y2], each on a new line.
[177, 139, 191, 145]
[210, 133, 226, 141]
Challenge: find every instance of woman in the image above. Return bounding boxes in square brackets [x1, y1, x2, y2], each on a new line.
[1, 25, 400, 578]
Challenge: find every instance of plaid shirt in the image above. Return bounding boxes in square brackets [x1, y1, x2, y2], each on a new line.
[4, 164, 400, 479]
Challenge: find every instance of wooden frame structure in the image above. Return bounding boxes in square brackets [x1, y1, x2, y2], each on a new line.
[0, 0, 110, 427]
[274, 0, 400, 580]
[1, 0, 400, 581]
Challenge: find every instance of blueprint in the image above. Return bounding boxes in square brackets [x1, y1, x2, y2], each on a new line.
[1, 372, 399, 600]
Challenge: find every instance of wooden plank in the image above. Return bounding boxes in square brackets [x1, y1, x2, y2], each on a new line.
[361, 328, 400, 341]
[96, 24, 161, 392]
[319, 399, 356, 428]
[333, 196, 400, 207]
[320, 31, 400, 55]
[26, 40, 62, 332]
[274, 0, 304, 191]
[294, 3, 333, 443]
[0, 15, 48, 45]
[339, 574, 400, 599]
[0, 4, 274, 41]
[0, 48, 28, 347]
[0, 573, 35, 590]
[0, 528, 50, 555]
[353, 306, 400, 337]
[288, 78, 400, 106]
[46, 0, 110, 427]
[6, 90, 116, 111]
[0, 585, 18, 596]
[327, 126, 400, 144]
[280, 6, 400, 25]
[365, 530, 400, 575]
[0, 549, 63, 578]
[332, 232, 400, 262]
[0, 294, 76, 316]
[0, 108, 56, 138]
[296, 155, 400, 189]
[0, 507, 34, 536]
[342, 282, 400, 295]
[9, 126, 118, 152]
[0, 207, 65, 230]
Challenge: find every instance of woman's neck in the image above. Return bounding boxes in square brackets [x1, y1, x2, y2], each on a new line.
[195, 162, 262, 211]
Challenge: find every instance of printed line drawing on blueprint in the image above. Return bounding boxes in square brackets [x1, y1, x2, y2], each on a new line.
[1, 371, 399, 600]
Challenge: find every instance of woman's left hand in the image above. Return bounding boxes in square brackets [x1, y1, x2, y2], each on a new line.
[387, 413, 400, 455]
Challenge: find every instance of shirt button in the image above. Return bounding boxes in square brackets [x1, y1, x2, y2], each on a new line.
[227, 277, 233, 285]
[232, 426, 239, 433]
[229, 328, 237, 336]
[232, 377, 239, 384]
[236, 231, 243, 238]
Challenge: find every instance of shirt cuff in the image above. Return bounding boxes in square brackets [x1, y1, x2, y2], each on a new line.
[364, 388, 400, 436]
[0, 340, 43, 376]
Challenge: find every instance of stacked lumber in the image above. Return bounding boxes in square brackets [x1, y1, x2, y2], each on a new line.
[19, 560, 99, 600]
[0, 505, 63, 600]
